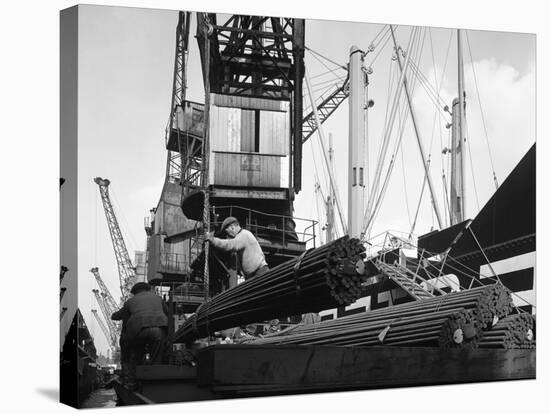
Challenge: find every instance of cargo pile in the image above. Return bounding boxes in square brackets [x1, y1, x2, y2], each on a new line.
[251, 284, 523, 349]
[479, 313, 536, 349]
[172, 236, 366, 343]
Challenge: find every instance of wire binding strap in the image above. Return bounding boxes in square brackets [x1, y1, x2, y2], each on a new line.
[378, 317, 402, 343]
[435, 293, 451, 313]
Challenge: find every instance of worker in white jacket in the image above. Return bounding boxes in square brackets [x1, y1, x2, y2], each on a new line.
[206, 216, 269, 280]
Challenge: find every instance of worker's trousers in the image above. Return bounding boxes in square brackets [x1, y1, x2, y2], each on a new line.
[127, 326, 167, 387]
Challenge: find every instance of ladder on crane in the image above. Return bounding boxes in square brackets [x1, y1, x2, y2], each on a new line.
[94, 177, 137, 301]
[375, 259, 446, 300]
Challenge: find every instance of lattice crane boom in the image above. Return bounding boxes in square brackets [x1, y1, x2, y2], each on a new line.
[92, 289, 119, 348]
[92, 309, 116, 352]
[165, 11, 192, 183]
[302, 77, 350, 144]
[94, 177, 136, 301]
[90, 267, 119, 311]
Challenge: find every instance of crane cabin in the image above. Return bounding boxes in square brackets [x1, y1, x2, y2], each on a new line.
[146, 14, 315, 313]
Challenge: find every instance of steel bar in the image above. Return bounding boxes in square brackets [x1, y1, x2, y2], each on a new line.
[479, 313, 536, 349]
[249, 284, 514, 349]
[172, 236, 366, 343]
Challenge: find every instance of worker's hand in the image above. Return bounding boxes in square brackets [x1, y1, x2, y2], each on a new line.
[205, 231, 214, 242]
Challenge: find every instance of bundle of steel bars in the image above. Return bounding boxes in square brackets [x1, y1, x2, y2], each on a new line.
[172, 236, 366, 344]
[479, 313, 536, 349]
[251, 284, 514, 349]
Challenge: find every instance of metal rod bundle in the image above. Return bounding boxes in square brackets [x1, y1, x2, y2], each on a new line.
[249, 284, 513, 348]
[251, 309, 481, 347]
[479, 313, 536, 349]
[172, 236, 366, 344]
[252, 308, 482, 348]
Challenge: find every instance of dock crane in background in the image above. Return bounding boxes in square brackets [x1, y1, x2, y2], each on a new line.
[90, 267, 119, 312]
[92, 309, 117, 353]
[94, 177, 137, 302]
[92, 288, 120, 351]
[90, 267, 121, 357]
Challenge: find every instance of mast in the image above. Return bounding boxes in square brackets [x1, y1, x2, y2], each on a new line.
[450, 29, 467, 224]
[348, 45, 367, 238]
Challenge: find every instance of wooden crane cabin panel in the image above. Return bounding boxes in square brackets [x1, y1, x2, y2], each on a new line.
[208, 93, 291, 189]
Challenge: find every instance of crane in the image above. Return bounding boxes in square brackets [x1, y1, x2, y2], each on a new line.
[92, 309, 117, 353]
[165, 11, 193, 185]
[90, 267, 119, 311]
[94, 177, 136, 301]
[90, 267, 121, 355]
[92, 288, 119, 350]
[302, 77, 349, 144]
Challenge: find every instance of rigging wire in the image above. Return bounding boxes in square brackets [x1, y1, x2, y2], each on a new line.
[310, 66, 347, 81]
[465, 116, 481, 212]
[382, 56, 397, 134]
[368, 25, 394, 66]
[400, 141, 412, 227]
[311, 78, 347, 97]
[364, 27, 419, 237]
[309, 70, 347, 89]
[304, 68, 348, 236]
[310, 139, 330, 234]
[304, 71, 347, 114]
[465, 30, 499, 190]
[310, 74, 347, 89]
[408, 60, 449, 110]
[369, 24, 390, 48]
[365, 231, 536, 312]
[409, 157, 430, 238]
[305, 46, 347, 70]
[393, 25, 443, 233]
[406, 30, 435, 235]
[421, 249, 534, 311]
[407, 62, 450, 120]
[418, 28, 449, 232]
[366, 29, 424, 235]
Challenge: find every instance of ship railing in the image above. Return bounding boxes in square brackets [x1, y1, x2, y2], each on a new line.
[155, 280, 205, 303]
[365, 230, 418, 258]
[211, 204, 317, 247]
[159, 253, 189, 274]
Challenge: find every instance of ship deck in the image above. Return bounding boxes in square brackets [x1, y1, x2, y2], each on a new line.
[114, 345, 535, 405]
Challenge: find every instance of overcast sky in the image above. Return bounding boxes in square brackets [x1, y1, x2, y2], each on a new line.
[77, 5, 535, 355]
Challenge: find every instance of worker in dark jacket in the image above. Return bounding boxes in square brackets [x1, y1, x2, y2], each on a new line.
[112, 282, 169, 389]
[206, 216, 269, 280]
